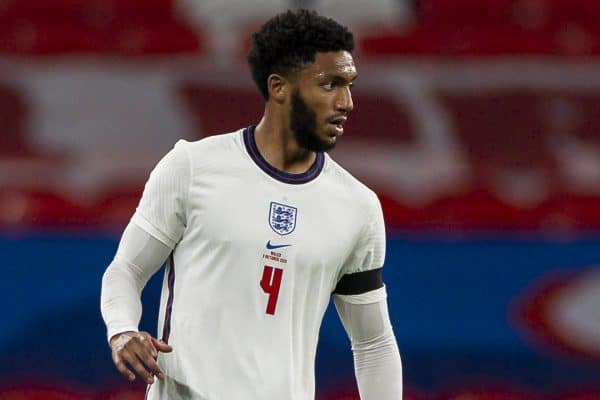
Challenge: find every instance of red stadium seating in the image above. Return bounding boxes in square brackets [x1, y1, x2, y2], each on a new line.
[439, 387, 539, 400]
[360, 27, 600, 57]
[108, 23, 203, 55]
[0, 385, 84, 400]
[419, 0, 600, 33]
[0, 0, 177, 25]
[553, 390, 600, 400]
[419, 0, 530, 31]
[361, 0, 600, 57]
[0, 24, 105, 54]
[93, 386, 147, 400]
[0, 23, 202, 55]
[0, 0, 202, 55]
[548, 0, 600, 32]
[317, 385, 426, 400]
[0, 82, 35, 157]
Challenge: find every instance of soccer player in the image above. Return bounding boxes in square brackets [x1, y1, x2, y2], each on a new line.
[101, 9, 402, 400]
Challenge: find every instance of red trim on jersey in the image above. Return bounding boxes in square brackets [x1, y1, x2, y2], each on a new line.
[161, 253, 175, 344]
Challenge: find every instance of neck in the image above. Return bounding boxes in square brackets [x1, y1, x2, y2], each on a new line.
[253, 111, 316, 174]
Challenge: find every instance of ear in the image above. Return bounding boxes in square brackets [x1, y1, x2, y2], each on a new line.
[266, 73, 289, 104]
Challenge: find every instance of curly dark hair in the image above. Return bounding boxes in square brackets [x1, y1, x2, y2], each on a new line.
[247, 9, 355, 100]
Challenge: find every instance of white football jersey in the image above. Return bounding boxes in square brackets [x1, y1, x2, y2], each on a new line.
[133, 126, 386, 400]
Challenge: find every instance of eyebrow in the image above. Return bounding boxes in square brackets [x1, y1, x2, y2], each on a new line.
[321, 74, 358, 84]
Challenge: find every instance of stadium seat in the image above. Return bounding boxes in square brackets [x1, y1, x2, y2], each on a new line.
[549, 0, 600, 32]
[419, 0, 526, 31]
[0, 0, 178, 25]
[421, 188, 540, 230]
[0, 24, 105, 54]
[417, 0, 600, 35]
[359, 28, 582, 57]
[7, 189, 89, 226]
[318, 385, 427, 400]
[178, 82, 264, 137]
[342, 91, 415, 142]
[439, 387, 539, 400]
[0, 0, 85, 25]
[358, 0, 600, 58]
[553, 390, 600, 400]
[0, 385, 83, 400]
[442, 90, 557, 168]
[0, 82, 34, 156]
[94, 386, 147, 400]
[97, 187, 141, 225]
[109, 23, 203, 55]
[0, 0, 200, 55]
[0, 22, 202, 56]
[541, 193, 600, 231]
[98, 0, 177, 23]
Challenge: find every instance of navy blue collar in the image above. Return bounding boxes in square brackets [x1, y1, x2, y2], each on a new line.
[243, 125, 325, 185]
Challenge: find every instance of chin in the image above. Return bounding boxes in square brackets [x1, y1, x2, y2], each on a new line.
[320, 138, 337, 152]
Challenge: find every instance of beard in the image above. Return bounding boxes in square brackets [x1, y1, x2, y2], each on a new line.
[290, 90, 336, 152]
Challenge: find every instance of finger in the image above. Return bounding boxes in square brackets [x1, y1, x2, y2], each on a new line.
[132, 335, 167, 379]
[137, 350, 166, 380]
[151, 336, 173, 353]
[112, 352, 136, 382]
[122, 350, 155, 385]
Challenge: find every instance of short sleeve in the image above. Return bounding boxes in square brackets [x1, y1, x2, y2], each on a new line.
[131, 140, 190, 249]
[341, 192, 386, 276]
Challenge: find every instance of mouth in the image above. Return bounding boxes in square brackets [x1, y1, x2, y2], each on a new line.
[328, 116, 347, 135]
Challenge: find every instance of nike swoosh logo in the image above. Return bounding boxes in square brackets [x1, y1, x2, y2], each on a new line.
[266, 240, 292, 250]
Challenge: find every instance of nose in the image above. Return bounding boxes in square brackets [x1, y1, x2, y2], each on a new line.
[335, 86, 353, 113]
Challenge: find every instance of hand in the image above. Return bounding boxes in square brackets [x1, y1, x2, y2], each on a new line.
[109, 331, 173, 384]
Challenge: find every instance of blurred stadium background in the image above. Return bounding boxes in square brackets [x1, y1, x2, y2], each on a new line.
[1, 0, 600, 399]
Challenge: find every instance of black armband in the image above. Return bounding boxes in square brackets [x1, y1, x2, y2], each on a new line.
[333, 268, 383, 295]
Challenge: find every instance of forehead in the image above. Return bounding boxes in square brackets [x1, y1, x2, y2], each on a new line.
[299, 50, 357, 80]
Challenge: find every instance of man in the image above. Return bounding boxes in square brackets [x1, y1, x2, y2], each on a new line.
[101, 9, 402, 399]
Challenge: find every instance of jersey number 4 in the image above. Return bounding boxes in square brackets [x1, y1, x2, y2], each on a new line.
[260, 265, 283, 315]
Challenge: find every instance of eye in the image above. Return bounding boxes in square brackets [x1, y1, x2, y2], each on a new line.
[322, 82, 334, 91]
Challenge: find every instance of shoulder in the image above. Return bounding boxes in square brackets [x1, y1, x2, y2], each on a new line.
[175, 129, 244, 169]
[178, 129, 242, 156]
[323, 154, 381, 213]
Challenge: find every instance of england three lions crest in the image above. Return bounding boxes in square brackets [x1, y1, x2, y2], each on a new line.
[269, 201, 297, 235]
